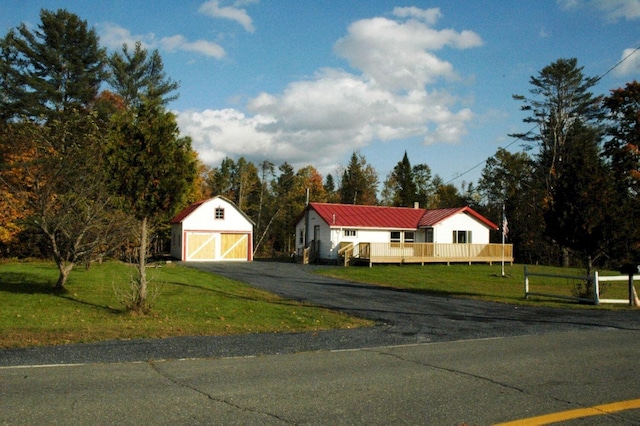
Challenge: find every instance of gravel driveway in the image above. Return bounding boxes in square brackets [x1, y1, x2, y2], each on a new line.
[2, 260, 639, 366]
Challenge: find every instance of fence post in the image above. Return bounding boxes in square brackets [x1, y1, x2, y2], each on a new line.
[593, 271, 599, 305]
[524, 265, 529, 299]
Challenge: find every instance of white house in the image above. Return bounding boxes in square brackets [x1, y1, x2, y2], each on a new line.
[295, 203, 507, 265]
[170, 196, 254, 262]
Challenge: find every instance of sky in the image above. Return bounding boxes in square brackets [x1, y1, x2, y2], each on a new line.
[2, 0, 639, 188]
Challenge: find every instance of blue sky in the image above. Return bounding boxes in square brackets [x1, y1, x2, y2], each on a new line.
[2, 1, 639, 188]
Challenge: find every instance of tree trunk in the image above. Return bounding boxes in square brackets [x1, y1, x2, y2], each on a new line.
[54, 261, 75, 290]
[137, 216, 148, 308]
[562, 247, 570, 268]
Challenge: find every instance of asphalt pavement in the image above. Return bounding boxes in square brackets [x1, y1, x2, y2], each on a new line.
[2, 260, 640, 366]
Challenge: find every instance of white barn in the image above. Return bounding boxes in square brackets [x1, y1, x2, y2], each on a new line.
[170, 196, 254, 262]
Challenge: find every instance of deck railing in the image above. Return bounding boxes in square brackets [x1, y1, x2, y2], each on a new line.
[340, 242, 513, 266]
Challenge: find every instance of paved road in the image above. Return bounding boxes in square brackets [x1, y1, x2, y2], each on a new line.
[2, 330, 640, 424]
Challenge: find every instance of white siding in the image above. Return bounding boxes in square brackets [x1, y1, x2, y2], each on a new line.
[433, 213, 491, 244]
[182, 198, 252, 232]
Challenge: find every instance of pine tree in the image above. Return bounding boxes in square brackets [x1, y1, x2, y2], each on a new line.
[0, 9, 107, 122]
[339, 152, 378, 205]
[512, 58, 607, 268]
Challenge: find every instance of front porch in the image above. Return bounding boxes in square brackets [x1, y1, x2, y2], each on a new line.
[337, 242, 514, 267]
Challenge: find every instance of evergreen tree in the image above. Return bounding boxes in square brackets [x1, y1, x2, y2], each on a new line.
[543, 121, 613, 274]
[105, 43, 195, 312]
[478, 148, 540, 261]
[105, 100, 196, 311]
[109, 41, 179, 109]
[602, 81, 640, 263]
[391, 151, 418, 207]
[339, 152, 378, 205]
[0, 9, 107, 122]
[512, 58, 604, 267]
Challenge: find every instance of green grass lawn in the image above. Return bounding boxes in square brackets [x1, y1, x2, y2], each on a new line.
[315, 263, 635, 308]
[0, 261, 371, 349]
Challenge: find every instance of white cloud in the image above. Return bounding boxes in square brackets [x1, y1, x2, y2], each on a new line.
[161, 35, 225, 59]
[334, 12, 482, 92]
[614, 47, 640, 76]
[199, 0, 256, 32]
[559, 0, 640, 21]
[98, 22, 156, 50]
[98, 23, 225, 58]
[392, 6, 442, 25]
[177, 7, 481, 174]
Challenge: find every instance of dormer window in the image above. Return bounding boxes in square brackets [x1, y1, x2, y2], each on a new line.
[215, 207, 225, 220]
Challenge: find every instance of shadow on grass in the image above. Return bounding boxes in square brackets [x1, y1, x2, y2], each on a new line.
[0, 272, 56, 294]
[54, 293, 124, 314]
[0, 272, 125, 313]
[166, 280, 305, 307]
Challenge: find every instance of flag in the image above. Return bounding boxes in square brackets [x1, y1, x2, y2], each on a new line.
[502, 215, 509, 237]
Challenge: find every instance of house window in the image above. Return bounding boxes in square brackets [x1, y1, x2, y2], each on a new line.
[404, 232, 415, 243]
[215, 207, 225, 220]
[453, 230, 472, 244]
[390, 231, 401, 243]
[299, 230, 304, 244]
[344, 229, 357, 237]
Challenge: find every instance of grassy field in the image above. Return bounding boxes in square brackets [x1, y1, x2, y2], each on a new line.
[315, 263, 635, 308]
[0, 261, 371, 349]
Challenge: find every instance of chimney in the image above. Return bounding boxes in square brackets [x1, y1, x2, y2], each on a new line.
[414, 202, 420, 209]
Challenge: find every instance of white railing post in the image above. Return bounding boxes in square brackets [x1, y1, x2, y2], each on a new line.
[593, 271, 599, 305]
[524, 265, 529, 298]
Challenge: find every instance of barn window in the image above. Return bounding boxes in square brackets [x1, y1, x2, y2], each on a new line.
[215, 207, 225, 220]
[344, 229, 357, 237]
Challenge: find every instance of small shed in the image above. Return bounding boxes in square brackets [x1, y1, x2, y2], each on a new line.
[170, 196, 254, 262]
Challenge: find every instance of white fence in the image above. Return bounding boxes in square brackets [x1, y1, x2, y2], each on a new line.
[524, 266, 640, 305]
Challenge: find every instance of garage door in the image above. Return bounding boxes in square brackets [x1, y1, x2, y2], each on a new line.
[220, 233, 248, 260]
[186, 232, 217, 261]
[185, 232, 249, 261]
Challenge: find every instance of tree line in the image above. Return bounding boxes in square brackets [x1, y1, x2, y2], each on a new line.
[1, 10, 638, 304]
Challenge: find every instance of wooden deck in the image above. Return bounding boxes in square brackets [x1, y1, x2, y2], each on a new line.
[339, 242, 514, 267]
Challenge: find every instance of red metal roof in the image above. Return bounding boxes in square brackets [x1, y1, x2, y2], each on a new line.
[309, 203, 426, 229]
[419, 206, 499, 230]
[308, 203, 498, 230]
[170, 199, 207, 224]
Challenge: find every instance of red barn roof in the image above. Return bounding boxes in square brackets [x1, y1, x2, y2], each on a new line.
[306, 203, 498, 230]
[170, 199, 207, 224]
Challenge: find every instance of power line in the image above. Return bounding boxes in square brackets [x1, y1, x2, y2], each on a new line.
[445, 46, 640, 186]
